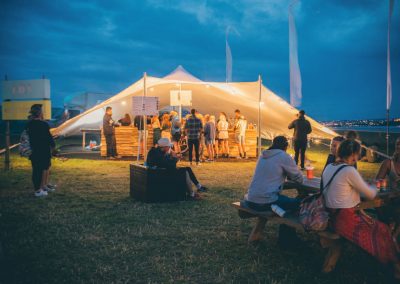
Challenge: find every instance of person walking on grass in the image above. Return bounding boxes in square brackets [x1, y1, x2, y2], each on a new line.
[103, 106, 121, 160]
[288, 110, 312, 170]
[184, 108, 203, 166]
[26, 104, 57, 197]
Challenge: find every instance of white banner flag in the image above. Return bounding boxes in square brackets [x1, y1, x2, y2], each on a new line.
[289, 0, 302, 107]
[226, 27, 233, 83]
[387, 0, 395, 110]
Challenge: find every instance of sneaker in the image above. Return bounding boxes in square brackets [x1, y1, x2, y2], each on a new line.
[198, 186, 208, 193]
[34, 190, 48, 197]
[113, 155, 122, 159]
[107, 156, 116, 160]
[300, 167, 306, 171]
[189, 193, 202, 201]
[47, 184, 57, 189]
[196, 162, 202, 166]
[236, 156, 242, 159]
[43, 185, 55, 193]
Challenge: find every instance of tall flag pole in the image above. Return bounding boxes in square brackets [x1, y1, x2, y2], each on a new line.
[226, 27, 233, 83]
[258, 75, 262, 157]
[386, 0, 395, 156]
[289, 0, 302, 107]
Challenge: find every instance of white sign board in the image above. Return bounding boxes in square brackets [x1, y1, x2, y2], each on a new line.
[132, 96, 159, 116]
[170, 90, 192, 106]
[2, 79, 50, 100]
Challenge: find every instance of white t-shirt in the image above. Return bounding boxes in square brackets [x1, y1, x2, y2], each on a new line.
[323, 163, 377, 209]
[217, 120, 229, 139]
[235, 119, 247, 136]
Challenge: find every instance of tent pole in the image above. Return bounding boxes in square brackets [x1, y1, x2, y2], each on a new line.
[144, 72, 148, 162]
[179, 83, 182, 121]
[386, 108, 390, 156]
[258, 74, 262, 157]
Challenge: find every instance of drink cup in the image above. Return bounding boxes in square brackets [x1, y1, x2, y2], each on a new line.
[306, 166, 314, 179]
[374, 180, 381, 191]
[381, 179, 387, 191]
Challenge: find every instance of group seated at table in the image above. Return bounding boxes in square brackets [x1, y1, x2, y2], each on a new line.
[241, 135, 400, 279]
[146, 138, 208, 201]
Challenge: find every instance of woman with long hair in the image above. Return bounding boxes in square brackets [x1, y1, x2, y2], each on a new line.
[160, 113, 171, 139]
[217, 112, 229, 158]
[323, 139, 400, 279]
[151, 115, 161, 146]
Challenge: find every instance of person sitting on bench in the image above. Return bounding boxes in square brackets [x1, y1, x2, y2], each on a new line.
[146, 138, 208, 199]
[324, 136, 345, 169]
[242, 135, 304, 247]
[243, 135, 303, 211]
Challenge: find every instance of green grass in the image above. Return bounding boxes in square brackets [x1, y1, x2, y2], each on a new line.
[0, 148, 394, 284]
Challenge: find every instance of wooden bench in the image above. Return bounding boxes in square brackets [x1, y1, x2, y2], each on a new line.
[232, 201, 342, 273]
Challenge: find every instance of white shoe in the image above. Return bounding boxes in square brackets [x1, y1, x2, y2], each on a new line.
[43, 185, 55, 193]
[34, 190, 48, 197]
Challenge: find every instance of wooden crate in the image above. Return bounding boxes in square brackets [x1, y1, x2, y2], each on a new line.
[130, 164, 187, 203]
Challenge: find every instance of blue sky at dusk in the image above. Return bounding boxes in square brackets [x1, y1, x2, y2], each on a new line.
[0, 0, 399, 120]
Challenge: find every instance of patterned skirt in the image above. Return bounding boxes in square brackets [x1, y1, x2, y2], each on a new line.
[332, 207, 398, 264]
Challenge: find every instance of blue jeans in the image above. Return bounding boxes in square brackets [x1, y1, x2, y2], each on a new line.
[241, 194, 300, 212]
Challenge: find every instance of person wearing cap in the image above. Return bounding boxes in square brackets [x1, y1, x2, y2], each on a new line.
[146, 138, 208, 199]
[26, 104, 56, 197]
[288, 110, 312, 170]
[103, 106, 121, 159]
[242, 136, 304, 247]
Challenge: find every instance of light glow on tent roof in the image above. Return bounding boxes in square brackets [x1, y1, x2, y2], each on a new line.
[205, 84, 210, 88]
[149, 87, 154, 92]
[121, 101, 126, 106]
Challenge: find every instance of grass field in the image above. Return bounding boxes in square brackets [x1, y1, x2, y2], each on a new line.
[0, 147, 396, 284]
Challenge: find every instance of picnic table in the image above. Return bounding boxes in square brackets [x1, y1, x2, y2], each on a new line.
[233, 175, 400, 273]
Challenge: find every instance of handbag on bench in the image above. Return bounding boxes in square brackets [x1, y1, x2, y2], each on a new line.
[299, 165, 348, 231]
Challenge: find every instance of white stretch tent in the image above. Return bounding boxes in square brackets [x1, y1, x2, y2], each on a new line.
[53, 66, 337, 139]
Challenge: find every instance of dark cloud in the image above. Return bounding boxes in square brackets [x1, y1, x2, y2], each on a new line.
[0, 0, 399, 120]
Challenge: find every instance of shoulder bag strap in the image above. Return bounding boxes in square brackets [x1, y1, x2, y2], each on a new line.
[320, 164, 349, 194]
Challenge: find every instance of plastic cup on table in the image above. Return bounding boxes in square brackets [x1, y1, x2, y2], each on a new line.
[305, 166, 314, 179]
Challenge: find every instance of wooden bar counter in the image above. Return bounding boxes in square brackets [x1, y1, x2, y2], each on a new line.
[101, 126, 153, 157]
[101, 126, 257, 158]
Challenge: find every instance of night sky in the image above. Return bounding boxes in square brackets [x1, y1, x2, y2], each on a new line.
[0, 0, 399, 120]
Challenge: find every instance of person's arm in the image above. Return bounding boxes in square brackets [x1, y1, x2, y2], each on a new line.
[164, 151, 178, 170]
[282, 154, 304, 183]
[204, 123, 209, 136]
[306, 121, 312, 134]
[376, 159, 391, 180]
[46, 123, 56, 149]
[288, 120, 295, 129]
[347, 168, 377, 200]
